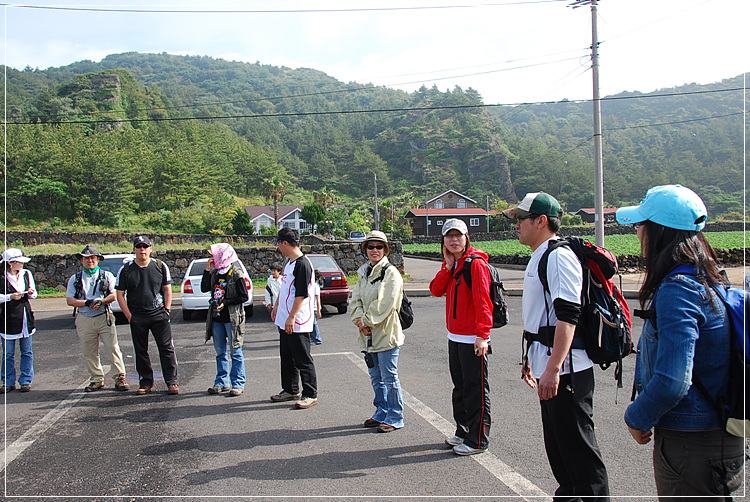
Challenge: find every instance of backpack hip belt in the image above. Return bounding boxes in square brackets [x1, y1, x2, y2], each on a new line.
[523, 328, 586, 350]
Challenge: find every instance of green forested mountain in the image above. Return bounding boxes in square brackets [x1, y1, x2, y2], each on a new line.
[491, 75, 747, 215]
[2, 52, 745, 234]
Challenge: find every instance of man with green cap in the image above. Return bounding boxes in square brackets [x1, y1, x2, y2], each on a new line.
[503, 192, 609, 501]
[66, 245, 129, 392]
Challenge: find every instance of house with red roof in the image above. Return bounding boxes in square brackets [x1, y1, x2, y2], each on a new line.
[405, 190, 496, 236]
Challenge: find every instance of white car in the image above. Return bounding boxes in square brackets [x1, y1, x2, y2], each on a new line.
[181, 258, 254, 320]
[348, 230, 367, 242]
[99, 253, 136, 315]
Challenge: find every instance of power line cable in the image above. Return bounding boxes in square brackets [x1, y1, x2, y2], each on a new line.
[7, 87, 747, 126]
[1, 1, 570, 14]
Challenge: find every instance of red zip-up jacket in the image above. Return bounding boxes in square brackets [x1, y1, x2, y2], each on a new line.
[429, 246, 493, 340]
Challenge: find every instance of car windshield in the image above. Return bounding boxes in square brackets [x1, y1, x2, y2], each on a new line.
[308, 255, 341, 273]
[350, 231, 365, 238]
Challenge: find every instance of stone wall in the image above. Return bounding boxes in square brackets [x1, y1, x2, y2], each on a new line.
[26, 241, 404, 290]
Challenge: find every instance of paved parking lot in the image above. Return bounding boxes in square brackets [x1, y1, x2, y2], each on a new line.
[2, 257, 748, 501]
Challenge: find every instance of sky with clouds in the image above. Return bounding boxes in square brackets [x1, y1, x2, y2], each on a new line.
[2, 0, 748, 105]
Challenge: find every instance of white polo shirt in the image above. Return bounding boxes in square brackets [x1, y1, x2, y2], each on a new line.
[522, 238, 593, 378]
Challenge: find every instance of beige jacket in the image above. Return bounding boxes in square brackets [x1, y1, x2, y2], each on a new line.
[350, 256, 404, 353]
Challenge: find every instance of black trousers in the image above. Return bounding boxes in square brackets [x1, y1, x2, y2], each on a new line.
[540, 367, 609, 502]
[448, 340, 491, 449]
[130, 311, 178, 386]
[278, 328, 317, 398]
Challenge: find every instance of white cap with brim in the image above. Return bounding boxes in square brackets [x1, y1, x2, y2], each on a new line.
[441, 219, 469, 236]
[616, 184, 707, 232]
[2, 248, 31, 263]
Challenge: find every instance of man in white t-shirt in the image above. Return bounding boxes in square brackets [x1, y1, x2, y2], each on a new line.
[503, 192, 609, 501]
[269, 228, 318, 409]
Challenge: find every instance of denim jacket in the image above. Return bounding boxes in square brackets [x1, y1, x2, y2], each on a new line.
[624, 268, 729, 432]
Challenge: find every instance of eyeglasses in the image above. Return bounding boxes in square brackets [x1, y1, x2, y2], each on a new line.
[135, 244, 151, 249]
[367, 245, 385, 250]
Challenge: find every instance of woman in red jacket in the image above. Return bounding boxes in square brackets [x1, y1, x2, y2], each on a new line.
[429, 218, 493, 455]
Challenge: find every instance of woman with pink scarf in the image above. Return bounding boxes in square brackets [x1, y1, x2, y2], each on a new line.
[201, 243, 248, 396]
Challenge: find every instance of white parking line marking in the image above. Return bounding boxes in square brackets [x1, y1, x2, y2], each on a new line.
[2, 376, 94, 474]
[344, 352, 551, 501]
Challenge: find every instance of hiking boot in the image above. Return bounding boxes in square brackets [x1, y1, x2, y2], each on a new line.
[453, 443, 487, 456]
[270, 391, 301, 402]
[208, 385, 231, 394]
[295, 396, 318, 409]
[167, 384, 180, 395]
[19, 384, 31, 392]
[1, 385, 16, 394]
[229, 388, 244, 397]
[84, 382, 104, 392]
[444, 436, 464, 447]
[136, 385, 154, 395]
[114, 375, 129, 391]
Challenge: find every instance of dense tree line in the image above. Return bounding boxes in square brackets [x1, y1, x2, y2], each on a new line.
[2, 53, 745, 234]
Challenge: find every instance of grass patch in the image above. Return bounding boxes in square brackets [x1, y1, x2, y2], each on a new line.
[402, 231, 746, 256]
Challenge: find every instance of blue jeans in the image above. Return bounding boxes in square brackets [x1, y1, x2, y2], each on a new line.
[310, 316, 322, 344]
[368, 346, 404, 428]
[2, 336, 34, 386]
[212, 322, 245, 388]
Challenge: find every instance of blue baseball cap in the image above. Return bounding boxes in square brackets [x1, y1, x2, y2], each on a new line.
[616, 184, 707, 231]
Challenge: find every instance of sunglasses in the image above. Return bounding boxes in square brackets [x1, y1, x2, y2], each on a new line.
[135, 244, 151, 249]
[517, 214, 539, 221]
[366, 245, 385, 250]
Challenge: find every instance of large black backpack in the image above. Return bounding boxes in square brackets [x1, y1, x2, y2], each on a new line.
[459, 255, 509, 329]
[538, 237, 633, 387]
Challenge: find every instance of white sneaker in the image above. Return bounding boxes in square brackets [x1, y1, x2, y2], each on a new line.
[295, 396, 318, 409]
[453, 443, 487, 456]
[444, 436, 464, 447]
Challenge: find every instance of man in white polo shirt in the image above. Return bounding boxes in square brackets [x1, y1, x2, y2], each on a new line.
[504, 192, 609, 502]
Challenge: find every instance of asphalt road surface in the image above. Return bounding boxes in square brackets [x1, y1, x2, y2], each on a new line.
[2, 297, 748, 501]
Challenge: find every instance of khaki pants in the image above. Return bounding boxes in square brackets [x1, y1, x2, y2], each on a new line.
[75, 311, 127, 384]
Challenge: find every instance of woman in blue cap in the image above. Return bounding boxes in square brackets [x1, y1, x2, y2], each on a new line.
[617, 185, 743, 499]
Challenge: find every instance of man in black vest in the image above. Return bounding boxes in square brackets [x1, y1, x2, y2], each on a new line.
[66, 245, 128, 392]
[116, 236, 179, 395]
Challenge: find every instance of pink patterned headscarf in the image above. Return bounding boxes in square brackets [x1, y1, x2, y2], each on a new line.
[209, 243, 239, 274]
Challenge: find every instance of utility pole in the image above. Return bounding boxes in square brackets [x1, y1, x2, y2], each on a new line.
[571, 0, 604, 246]
[425, 187, 429, 237]
[486, 195, 490, 233]
[374, 173, 379, 231]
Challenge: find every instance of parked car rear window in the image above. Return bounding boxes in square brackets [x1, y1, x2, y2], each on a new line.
[308, 255, 341, 273]
[188, 260, 208, 276]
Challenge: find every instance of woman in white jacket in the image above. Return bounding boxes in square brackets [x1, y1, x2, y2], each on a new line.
[350, 231, 405, 433]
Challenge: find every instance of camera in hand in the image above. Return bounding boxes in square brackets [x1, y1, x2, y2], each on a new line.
[209, 298, 222, 318]
[362, 334, 374, 368]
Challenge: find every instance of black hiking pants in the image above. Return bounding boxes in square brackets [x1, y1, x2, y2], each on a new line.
[540, 367, 609, 502]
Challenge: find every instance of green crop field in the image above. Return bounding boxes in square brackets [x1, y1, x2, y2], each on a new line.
[402, 231, 746, 256]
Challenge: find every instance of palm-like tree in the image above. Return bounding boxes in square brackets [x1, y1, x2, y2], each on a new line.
[313, 187, 336, 209]
[261, 176, 287, 228]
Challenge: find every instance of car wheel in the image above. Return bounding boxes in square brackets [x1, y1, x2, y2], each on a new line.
[183, 309, 192, 321]
[336, 304, 348, 315]
[245, 305, 253, 318]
